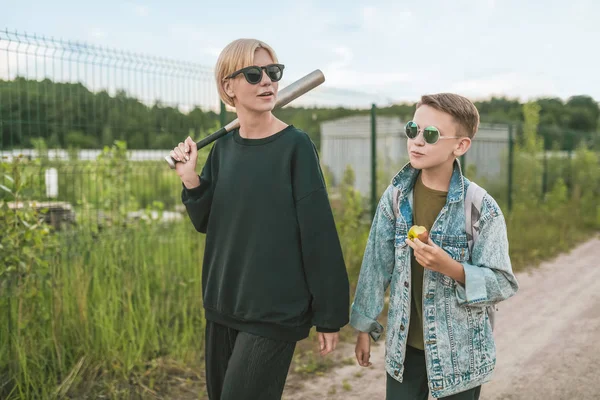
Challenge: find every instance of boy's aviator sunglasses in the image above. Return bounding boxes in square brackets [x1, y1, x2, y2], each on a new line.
[224, 64, 285, 85]
[404, 121, 462, 145]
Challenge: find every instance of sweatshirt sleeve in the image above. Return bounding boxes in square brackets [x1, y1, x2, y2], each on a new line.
[292, 134, 350, 332]
[181, 144, 218, 233]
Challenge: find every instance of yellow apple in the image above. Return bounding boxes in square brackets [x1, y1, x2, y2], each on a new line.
[407, 225, 429, 242]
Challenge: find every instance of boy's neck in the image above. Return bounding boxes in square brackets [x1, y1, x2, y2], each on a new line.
[419, 158, 455, 192]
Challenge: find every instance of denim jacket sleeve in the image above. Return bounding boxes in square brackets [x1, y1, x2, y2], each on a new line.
[456, 194, 519, 307]
[350, 186, 396, 341]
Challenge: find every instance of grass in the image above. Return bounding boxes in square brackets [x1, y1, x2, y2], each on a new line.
[342, 379, 352, 391]
[507, 200, 596, 272]
[1, 144, 599, 398]
[1, 222, 205, 399]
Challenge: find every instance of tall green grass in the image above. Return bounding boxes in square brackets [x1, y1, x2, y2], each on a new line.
[1, 222, 205, 399]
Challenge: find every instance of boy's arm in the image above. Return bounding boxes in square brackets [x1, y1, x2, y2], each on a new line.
[350, 186, 396, 342]
[456, 196, 519, 307]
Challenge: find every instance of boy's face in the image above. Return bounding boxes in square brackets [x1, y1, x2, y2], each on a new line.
[406, 105, 471, 170]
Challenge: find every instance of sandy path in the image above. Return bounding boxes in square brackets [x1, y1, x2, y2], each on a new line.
[283, 237, 600, 400]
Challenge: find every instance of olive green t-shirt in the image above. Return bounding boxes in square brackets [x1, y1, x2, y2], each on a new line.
[407, 173, 448, 350]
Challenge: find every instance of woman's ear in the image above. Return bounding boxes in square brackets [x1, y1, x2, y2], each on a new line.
[223, 79, 235, 99]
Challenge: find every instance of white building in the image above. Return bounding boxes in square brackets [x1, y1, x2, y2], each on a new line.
[320, 115, 510, 197]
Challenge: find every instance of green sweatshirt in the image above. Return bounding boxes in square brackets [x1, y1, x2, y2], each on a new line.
[181, 125, 350, 342]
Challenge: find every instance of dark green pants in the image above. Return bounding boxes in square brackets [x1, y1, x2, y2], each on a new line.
[386, 346, 481, 400]
[204, 321, 296, 400]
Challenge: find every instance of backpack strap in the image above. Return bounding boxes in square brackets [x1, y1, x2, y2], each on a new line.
[392, 186, 401, 219]
[465, 181, 486, 254]
[465, 181, 497, 331]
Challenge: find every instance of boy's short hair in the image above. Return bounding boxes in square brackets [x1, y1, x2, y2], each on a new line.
[417, 93, 480, 138]
[215, 38, 279, 107]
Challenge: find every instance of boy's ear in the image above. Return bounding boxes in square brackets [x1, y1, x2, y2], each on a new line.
[453, 137, 471, 157]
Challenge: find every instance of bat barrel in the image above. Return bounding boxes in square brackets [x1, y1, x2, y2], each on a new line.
[276, 69, 325, 108]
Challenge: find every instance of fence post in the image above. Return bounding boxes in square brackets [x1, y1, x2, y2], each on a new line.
[219, 101, 227, 128]
[508, 124, 514, 212]
[566, 130, 575, 195]
[7, 276, 14, 377]
[542, 136, 548, 199]
[371, 104, 377, 219]
[567, 146, 574, 194]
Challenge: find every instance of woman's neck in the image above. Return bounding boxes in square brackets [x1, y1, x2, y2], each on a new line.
[237, 110, 286, 139]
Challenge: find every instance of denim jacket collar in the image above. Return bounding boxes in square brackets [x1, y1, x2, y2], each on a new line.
[391, 159, 465, 205]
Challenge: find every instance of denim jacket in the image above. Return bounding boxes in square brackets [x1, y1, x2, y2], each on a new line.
[350, 160, 519, 398]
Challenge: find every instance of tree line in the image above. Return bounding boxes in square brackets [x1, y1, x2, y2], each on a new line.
[1, 77, 598, 151]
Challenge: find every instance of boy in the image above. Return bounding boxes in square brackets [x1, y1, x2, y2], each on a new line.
[350, 93, 519, 399]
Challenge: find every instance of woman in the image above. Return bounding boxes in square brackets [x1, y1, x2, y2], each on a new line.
[170, 38, 349, 400]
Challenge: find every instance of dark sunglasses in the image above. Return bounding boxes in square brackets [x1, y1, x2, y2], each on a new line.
[224, 63, 285, 85]
[404, 121, 462, 144]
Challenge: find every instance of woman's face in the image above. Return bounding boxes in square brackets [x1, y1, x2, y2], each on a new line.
[224, 48, 279, 115]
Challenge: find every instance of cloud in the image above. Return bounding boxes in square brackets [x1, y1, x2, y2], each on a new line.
[325, 23, 362, 34]
[134, 5, 149, 17]
[166, 24, 225, 62]
[89, 29, 107, 39]
[0, 52, 18, 80]
[322, 45, 410, 89]
[123, 2, 150, 17]
[203, 47, 222, 57]
[361, 5, 413, 33]
[362, 6, 377, 21]
[446, 72, 559, 101]
[328, 46, 353, 68]
[0, 37, 38, 81]
[325, 68, 411, 89]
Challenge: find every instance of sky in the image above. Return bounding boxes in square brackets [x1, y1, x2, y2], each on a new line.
[2, 0, 599, 108]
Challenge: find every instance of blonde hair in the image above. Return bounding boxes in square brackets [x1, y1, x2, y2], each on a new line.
[215, 39, 279, 107]
[417, 93, 480, 138]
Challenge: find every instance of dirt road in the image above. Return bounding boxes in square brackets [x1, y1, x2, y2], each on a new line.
[283, 237, 600, 400]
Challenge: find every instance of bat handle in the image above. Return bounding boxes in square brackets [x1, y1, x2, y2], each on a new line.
[165, 155, 177, 169]
[165, 127, 229, 170]
[196, 127, 228, 149]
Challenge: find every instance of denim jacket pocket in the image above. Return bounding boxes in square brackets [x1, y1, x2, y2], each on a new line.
[441, 234, 470, 263]
[470, 307, 495, 370]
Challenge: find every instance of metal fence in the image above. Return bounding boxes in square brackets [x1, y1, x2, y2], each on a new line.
[0, 29, 223, 151]
[0, 28, 387, 228]
[320, 111, 599, 216]
[319, 112, 513, 214]
[1, 28, 598, 225]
